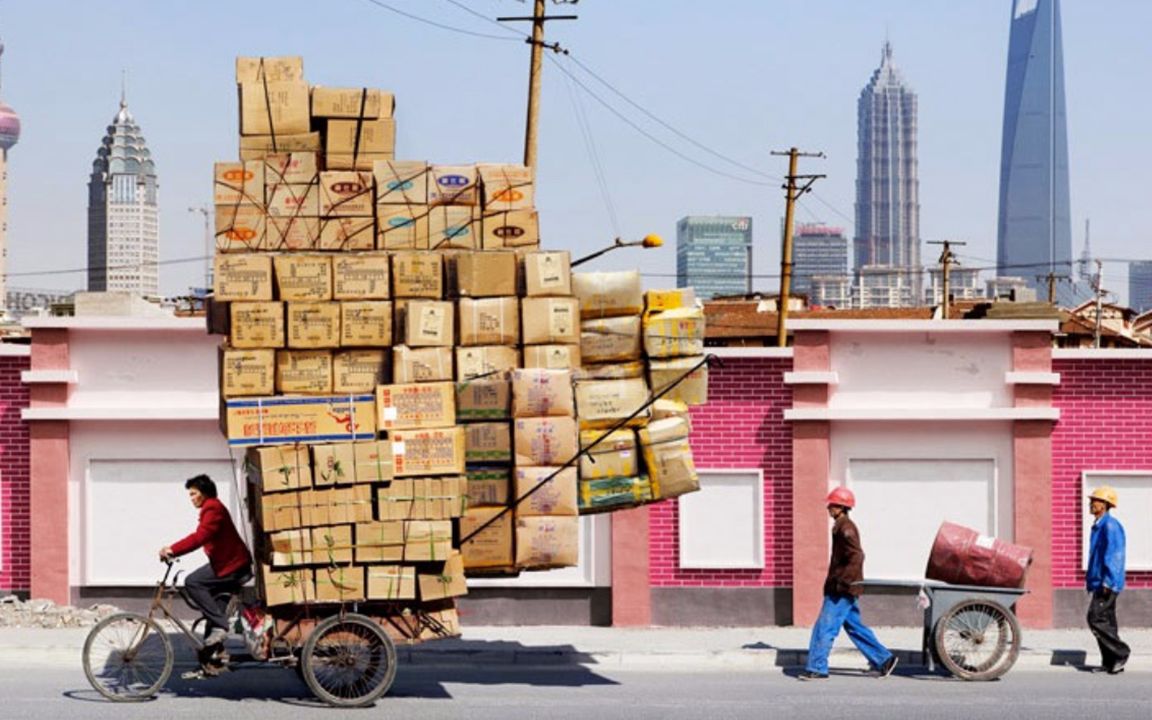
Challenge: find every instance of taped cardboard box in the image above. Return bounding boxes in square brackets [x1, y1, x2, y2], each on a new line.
[457, 346, 519, 382]
[340, 301, 392, 346]
[651, 398, 691, 426]
[522, 251, 571, 297]
[366, 565, 416, 600]
[465, 422, 512, 464]
[376, 381, 456, 431]
[266, 215, 320, 251]
[268, 532, 312, 570]
[319, 171, 374, 217]
[215, 204, 265, 252]
[274, 255, 332, 301]
[410, 476, 466, 520]
[455, 375, 511, 422]
[645, 288, 698, 314]
[521, 297, 580, 345]
[575, 361, 646, 380]
[319, 216, 375, 251]
[311, 525, 355, 565]
[460, 507, 514, 569]
[428, 164, 479, 206]
[428, 206, 480, 251]
[333, 349, 388, 394]
[333, 254, 390, 300]
[644, 307, 706, 359]
[581, 315, 642, 363]
[522, 344, 581, 370]
[403, 520, 453, 562]
[239, 80, 310, 136]
[355, 521, 405, 563]
[214, 161, 265, 206]
[311, 86, 394, 119]
[353, 439, 395, 484]
[458, 297, 519, 346]
[239, 132, 321, 161]
[513, 416, 578, 466]
[477, 163, 534, 211]
[450, 251, 518, 298]
[262, 567, 314, 606]
[378, 206, 431, 250]
[639, 417, 699, 500]
[481, 209, 540, 250]
[264, 151, 318, 185]
[648, 356, 709, 406]
[404, 300, 454, 347]
[391, 427, 466, 477]
[286, 302, 341, 349]
[229, 302, 284, 349]
[376, 479, 416, 521]
[511, 368, 575, 418]
[574, 377, 652, 429]
[276, 349, 333, 394]
[514, 466, 578, 517]
[214, 254, 272, 302]
[393, 345, 454, 384]
[578, 428, 638, 480]
[222, 394, 377, 447]
[374, 160, 429, 206]
[314, 565, 365, 603]
[578, 475, 652, 513]
[326, 119, 395, 169]
[573, 270, 643, 319]
[311, 442, 356, 486]
[418, 551, 468, 601]
[266, 182, 320, 218]
[236, 56, 303, 84]
[220, 346, 275, 397]
[318, 485, 374, 525]
[466, 467, 510, 508]
[515, 516, 579, 569]
[248, 444, 312, 493]
[392, 252, 444, 299]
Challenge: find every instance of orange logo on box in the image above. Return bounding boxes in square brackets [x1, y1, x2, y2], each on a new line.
[492, 189, 523, 202]
[222, 169, 254, 183]
[225, 228, 258, 241]
[493, 226, 524, 239]
[330, 182, 365, 195]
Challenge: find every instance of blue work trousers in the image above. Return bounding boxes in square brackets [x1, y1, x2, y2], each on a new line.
[805, 593, 892, 675]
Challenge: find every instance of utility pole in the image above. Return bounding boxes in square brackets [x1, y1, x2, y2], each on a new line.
[770, 148, 824, 347]
[189, 205, 212, 290]
[1036, 271, 1069, 304]
[499, 1, 577, 170]
[1092, 259, 1105, 349]
[928, 240, 965, 319]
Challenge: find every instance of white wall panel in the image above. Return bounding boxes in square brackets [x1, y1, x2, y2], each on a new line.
[1081, 472, 1152, 572]
[678, 470, 764, 569]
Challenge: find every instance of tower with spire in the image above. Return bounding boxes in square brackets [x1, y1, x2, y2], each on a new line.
[0, 40, 22, 317]
[87, 79, 159, 296]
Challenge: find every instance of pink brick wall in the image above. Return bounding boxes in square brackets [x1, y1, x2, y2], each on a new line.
[1052, 358, 1152, 589]
[649, 357, 793, 587]
[0, 354, 31, 594]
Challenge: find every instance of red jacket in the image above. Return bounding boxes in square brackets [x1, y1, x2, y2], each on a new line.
[171, 497, 252, 577]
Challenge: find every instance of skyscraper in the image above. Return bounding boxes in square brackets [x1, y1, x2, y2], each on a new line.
[854, 42, 920, 306]
[793, 224, 849, 305]
[88, 91, 159, 296]
[1129, 261, 1152, 314]
[676, 215, 751, 300]
[996, 0, 1072, 302]
[0, 41, 21, 319]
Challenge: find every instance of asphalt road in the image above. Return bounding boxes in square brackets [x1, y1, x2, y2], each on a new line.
[4, 664, 1148, 720]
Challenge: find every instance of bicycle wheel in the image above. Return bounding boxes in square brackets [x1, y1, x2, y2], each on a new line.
[933, 599, 1021, 681]
[301, 614, 397, 707]
[83, 612, 173, 701]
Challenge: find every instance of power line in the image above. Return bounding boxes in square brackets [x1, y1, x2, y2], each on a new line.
[361, 0, 521, 40]
[7, 255, 209, 280]
[561, 67, 621, 236]
[440, 0, 529, 38]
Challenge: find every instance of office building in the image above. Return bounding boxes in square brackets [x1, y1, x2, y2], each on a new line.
[793, 224, 849, 306]
[676, 216, 752, 299]
[1129, 261, 1152, 314]
[0, 41, 20, 318]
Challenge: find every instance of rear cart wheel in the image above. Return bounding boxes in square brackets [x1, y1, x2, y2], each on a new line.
[933, 599, 1021, 681]
[82, 612, 173, 701]
[301, 613, 397, 707]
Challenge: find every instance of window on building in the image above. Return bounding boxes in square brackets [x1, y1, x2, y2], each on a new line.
[1081, 472, 1152, 572]
[678, 470, 764, 569]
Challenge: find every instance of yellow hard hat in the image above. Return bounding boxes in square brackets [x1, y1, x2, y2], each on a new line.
[1088, 486, 1118, 509]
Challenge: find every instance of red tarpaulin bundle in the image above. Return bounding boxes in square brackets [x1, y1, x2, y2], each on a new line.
[925, 522, 1033, 589]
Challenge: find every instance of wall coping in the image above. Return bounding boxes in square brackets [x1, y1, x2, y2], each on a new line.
[0, 342, 31, 356]
[784, 407, 1060, 421]
[22, 316, 204, 331]
[1053, 348, 1152, 359]
[790, 319, 1059, 332]
[707, 347, 793, 358]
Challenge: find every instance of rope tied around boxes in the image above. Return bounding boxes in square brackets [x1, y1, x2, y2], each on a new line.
[259, 59, 278, 154]
[459, 353, 722, 544]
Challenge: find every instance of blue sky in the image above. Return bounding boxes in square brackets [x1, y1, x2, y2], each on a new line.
[3, 0, 1150, 301]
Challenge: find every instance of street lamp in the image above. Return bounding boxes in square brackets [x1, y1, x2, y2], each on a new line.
[188, 205, 212, 290]
[571, 234, 663, 268]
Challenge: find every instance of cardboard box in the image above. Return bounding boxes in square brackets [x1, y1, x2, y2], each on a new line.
[455, 376, 511, 422]
[207, 296, 231, 336]
[266, 215, 320, 251]
[270, 527, 349, 567]
[264, 151, 318, 185]
[428, 206, 479, 250]
[428, 164, 478, 206]
[214, 161, 265, 206]
[377, 206, 431, 250]
[574, 377, 651, 429]
[328, 152, 393, 172]
[403, 300, 454, 347]
[374, 160, 429, 205]
[482, 209, 540, 250]
[366, 565, 416, 600]
[477, 163, 534, 211]
[376, 479, 416, 521]
[403, 520, 453, 562]
[229, 302, 284, 349]
[513, 416, 578, 466]
[644, 307, 705, 359]
[311, 87, 394, 119]
[578, 475, 652, 513]
[645, 288, 698, 314]
[353, 439, 395, 483]
[312, 442, 356, 486]
[333, 254, 390, 300]
[333, 349, 388, 393]
[522, 344, 581, 370]
[259, 491, 303, 531]
[465, 422, 512, 464]
[393, 346, 454, 384]
[418, 605, 461, 640]
[220, 346, 275, 397]
[458, 297, 519, 346]
[521, 297, 580, 345]
[214, 254, 273, 302]
[215, 204, 265, 252]
[311, 525, 355, 565]
[515, 516, 579, 568]
[579, 428, 638, 480]
[274, 255, 332, 301]
[322, 485, 374, 525]
[340, 301, 392, 346]
[581, 315, 642, 364]
[514, 466, 578, 517]
[575, 361, 646, 380]
[236, 56, 303, 83]
[456, 346, 519, 382]
[355, 521, 405, 563]
[318, 216, 375, 251]
[418, 552, 468, 601]
[511, 368, 576, 418]
[314, 565, 365, 603]
[648, 356, 709, 406]
[239, 132, 321, 161]
[276, 349, 334, 394]
[466, 467, 510, 508]
[376, 382, 456, 431]
[460, 507, 514, 569]
[262, 567, 314, 606]
[266, 182, 320, 217]
[450, 251, 518, 298]
[326, 119, 395, 162]
[392, 252, 443, 298]
[286, 302, 341, 349]
[247, 444, 312, 493]
[522, 251, 572, 297]
[639, 417, 699, 500]
[239, 80, 309, 136]
[652, 398, 691, 425]
[573, 270, 644, 319]
[411, 476, 466, 520]
[222, 394, 377, 447]
[392, 427, 466, 477]
[319, 171, 374, 217]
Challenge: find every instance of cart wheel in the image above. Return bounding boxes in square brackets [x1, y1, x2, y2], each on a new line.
[300, 613, 397, 707]
[82, 612, 174, 702]
[933, 599, 1021, 681]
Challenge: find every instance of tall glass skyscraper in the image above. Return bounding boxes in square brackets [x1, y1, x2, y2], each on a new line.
[996, 0, 1072, 301]
[676, 216, 751, 300]
[1129, 261, 1152, 314]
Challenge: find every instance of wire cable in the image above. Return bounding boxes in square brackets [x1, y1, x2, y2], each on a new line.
[361, 0, 521, 40]
[561, 66, 621, 237]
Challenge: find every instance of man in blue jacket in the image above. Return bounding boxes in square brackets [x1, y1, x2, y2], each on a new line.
[1086, 486, 1130, 674]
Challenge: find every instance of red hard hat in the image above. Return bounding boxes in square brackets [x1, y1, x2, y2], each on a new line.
[826, 487, 855, 509]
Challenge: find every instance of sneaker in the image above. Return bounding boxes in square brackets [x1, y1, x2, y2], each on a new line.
[1107, 658, 1127, 675]
[204, 627, 228, 647]
[878, 655, 899, 678]
[798, 671, 829, 681]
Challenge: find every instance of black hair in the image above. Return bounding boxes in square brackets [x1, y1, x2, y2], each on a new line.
[185, 474, 218, 499]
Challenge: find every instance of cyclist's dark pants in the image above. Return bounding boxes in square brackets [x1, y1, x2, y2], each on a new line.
[186, 564, 249, 635]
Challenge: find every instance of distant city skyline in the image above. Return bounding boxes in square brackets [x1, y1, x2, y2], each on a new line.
[675, 216, 751, 300]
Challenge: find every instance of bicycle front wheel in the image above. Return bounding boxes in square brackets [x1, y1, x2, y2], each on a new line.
[83, 612, 173, 701]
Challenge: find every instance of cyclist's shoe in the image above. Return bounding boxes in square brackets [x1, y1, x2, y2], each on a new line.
[204, 627, 228, 647]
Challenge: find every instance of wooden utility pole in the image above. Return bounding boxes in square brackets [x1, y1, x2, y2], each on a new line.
[499, 1, 577, 170]
[1036, 271, 1070, 304]
[928, 240, 964, 319]
[1093, 260, 1105, 349]
[770, 148, 824, 347]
